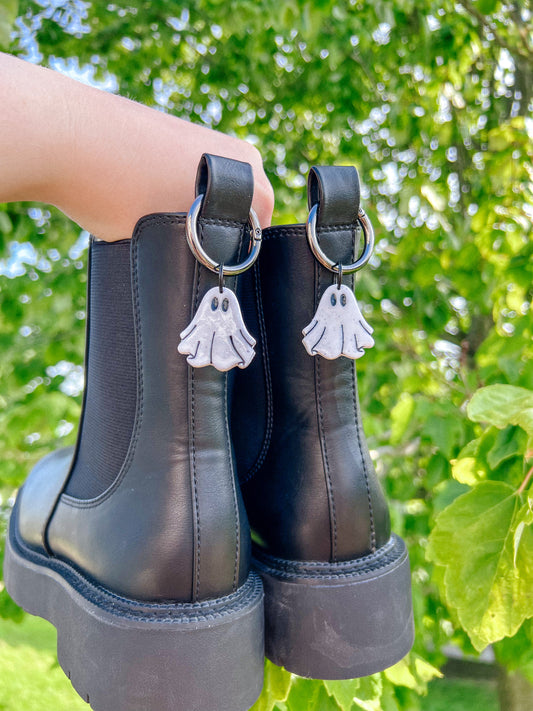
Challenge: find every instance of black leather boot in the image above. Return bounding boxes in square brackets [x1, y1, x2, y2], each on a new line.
[4, 155, 264, 711]
[233, 166, 414, 679]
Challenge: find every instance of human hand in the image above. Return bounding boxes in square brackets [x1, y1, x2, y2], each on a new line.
[0, 53, 274, 241]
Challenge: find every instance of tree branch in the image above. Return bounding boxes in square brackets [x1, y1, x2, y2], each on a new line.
[517, 463, 533, 496]
[460, 0, 533, 61]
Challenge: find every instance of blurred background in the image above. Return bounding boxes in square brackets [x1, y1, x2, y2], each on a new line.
[0, 1, 531, 710]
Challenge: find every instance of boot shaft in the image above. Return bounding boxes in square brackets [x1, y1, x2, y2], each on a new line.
[20, 155, 256, 602]
[233, 166, 390, 563]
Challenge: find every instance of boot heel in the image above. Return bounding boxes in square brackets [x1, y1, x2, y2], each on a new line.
[5, 519, 264, 711]
[253, 535, 413, 680]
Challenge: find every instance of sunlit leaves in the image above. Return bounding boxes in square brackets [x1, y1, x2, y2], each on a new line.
[0, 204, 85, 488]
[1, 0, 532, 702]
[251, 655, 441, 710]
[0, 0, 17, 48]
[427, 481, 533, 651]
[430, 384, 533, 651]
[467, 384, 533, 442]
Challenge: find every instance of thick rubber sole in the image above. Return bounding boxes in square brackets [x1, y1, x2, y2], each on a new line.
[253, 534, 414, 680]
[4, 509, 264, 711]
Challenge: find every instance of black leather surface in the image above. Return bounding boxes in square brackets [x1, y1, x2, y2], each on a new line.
[19, 154, 254, 603]
[233, 166, 390, 563]
[196, 153, 254, 224]
[230, 263, 271, 484]
[17, 447, 74, 553]
[308, 165, 360, 227]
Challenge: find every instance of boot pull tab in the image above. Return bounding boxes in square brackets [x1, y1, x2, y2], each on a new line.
[196, 153, 254, 224]
[179, 153, 262, 372]
[303, 165, 375, 361]
[308, 165, 361, 228]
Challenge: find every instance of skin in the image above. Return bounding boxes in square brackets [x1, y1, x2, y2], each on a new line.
[0, 53, 274, 241]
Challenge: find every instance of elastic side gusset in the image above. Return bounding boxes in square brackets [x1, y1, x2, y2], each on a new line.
[64, 240, 137, 500]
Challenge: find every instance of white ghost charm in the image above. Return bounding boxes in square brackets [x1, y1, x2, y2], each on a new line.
[178, 286, 256, 371]
[302, 284, 374, 360]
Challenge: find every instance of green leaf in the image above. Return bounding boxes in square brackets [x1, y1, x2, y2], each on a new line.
[0, 211, 13, 234]
[513, 500, 533, 567]
[265, 663, 292, 703]
[0, 588, 24, 622]
[451, 456, 485, 486]
[0, 0, 17, 48]
[451, 436, 487, 485]
[379, 681, 401, 711]
[352, 675, 383, 711]
[488, 426, 528, 470]
[426, 453, 449, 487]
[467, 385, 533, 436]
[323, 678, 360, 709]
[384, 658, 418, 690]
[477, 0, 498, 13]
[452, 425, 527, 487]
[384, 654, 442, 693]
[315, 684, 343, 711]
[422, 408, 465, 459]
[252, 662, 293, 711]
[285, 680, 335, 710]
[390, 394, 415, 445]
[432, 478, 470, 515]
[427, 481, 533, 651]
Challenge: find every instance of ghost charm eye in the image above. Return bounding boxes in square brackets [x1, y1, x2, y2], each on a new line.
[303, 203, 375, 360]
[178, 191, 262, 372]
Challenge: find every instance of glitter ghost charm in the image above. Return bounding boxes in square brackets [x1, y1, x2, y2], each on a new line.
[178, 286, 256, 371]
[302, 283, 374, 360]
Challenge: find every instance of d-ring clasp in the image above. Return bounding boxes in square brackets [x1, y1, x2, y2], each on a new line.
[185, 194, 262, 276]
[306, 204, 374, 275]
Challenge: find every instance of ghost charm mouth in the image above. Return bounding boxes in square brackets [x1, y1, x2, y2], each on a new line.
[302, 284, 374, 360]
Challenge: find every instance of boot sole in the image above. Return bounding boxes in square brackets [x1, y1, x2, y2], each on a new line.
[4, 504, 264, 711]
[253, 534, 413, 679]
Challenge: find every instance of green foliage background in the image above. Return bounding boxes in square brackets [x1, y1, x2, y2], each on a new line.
[0, 1, 532, 709]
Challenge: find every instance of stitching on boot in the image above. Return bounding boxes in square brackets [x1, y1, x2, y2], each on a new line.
[133, 214, 186, 230]
[12, 509, 262, 621]
[264, 225, 360, 241]
[190, 369, 201, 602]
[240, 262, 274, 485]
[253, 535, 404, 581]
[315, 263, 338, 563]
[224, 374, 240, 592]
[263, 227, 305, 240]
[225, 225, 247, 592]
[190, 257, 202, 602]
[199, 216, 247, 228]
[350, 226, 376, 554]
[317, 223, 359, 232]
[254, 534, 397, 573]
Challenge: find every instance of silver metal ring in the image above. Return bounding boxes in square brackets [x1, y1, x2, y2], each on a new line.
[305, 204, 375, 274]
[185, 194, 262, 276]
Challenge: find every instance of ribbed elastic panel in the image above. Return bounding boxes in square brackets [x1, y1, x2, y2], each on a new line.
[64, 240, 137, 500]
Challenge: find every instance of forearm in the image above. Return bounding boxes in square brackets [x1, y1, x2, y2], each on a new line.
[0, 53, 274, 240]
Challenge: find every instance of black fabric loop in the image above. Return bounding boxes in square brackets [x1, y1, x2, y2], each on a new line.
[307, 165, 362, 267]
[307, 165, 361, 227]
[196, 153, 254, 224]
